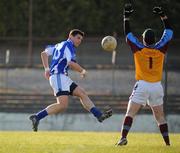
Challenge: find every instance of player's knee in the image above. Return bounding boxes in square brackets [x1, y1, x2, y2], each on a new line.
[79, 89, 88, 98]
[61, 102, 68, 110]
[153, 110, 166, 123]
[126, 109, 137, 118]
[155, 115, 166, 124]
[56, 103, 68, 113]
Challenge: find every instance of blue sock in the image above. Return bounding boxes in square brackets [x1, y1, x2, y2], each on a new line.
[36, 109, 48, 121]
[90, 107, 102, 118]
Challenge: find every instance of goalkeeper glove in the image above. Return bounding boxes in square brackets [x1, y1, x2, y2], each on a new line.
[153, 6, 165, 17]
[124, 3, 134, 18]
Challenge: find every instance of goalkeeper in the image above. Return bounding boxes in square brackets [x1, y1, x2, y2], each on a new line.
[117, 4, 173, 146]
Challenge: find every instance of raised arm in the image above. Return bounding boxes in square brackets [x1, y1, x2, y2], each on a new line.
[153, 6, 173, 52]
[123, 3, 144, 53]
[153, 6, 172, 30]
[123, 3, 134, 35]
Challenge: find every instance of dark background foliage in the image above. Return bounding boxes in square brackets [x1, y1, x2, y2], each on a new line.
[0, 0, 179, 38]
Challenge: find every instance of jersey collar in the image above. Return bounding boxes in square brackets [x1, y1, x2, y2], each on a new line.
[143, 43, 155, 49]
[67, 39, 74, 46]
[67, 39, 76, 53]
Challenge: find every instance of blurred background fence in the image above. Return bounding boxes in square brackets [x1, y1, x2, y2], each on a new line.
[0, 37, 180, 69]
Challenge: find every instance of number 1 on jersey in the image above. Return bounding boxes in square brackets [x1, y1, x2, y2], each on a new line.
[149, 57, 153, 69]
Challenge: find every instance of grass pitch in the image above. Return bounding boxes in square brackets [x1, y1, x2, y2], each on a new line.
[0, 132, 179, 153]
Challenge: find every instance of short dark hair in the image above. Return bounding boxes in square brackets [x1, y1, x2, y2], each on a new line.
[69, 29, 84, 37]
[142, 28, 155, 45]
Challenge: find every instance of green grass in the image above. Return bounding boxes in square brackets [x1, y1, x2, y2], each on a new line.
[0, 132, 179, 153]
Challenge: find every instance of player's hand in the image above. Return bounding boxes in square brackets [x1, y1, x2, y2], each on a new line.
[153, 6, 165, 17]
[44, 68, 50, 80]
[80, 69, 87, 78]
[124, 3, 134, 18]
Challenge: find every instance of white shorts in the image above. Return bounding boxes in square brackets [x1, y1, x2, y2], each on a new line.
[49, 74, 77, 97]
[129, 80, 164, 106]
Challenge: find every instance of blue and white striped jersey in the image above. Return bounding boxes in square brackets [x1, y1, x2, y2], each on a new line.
[45, 39, 76, 75]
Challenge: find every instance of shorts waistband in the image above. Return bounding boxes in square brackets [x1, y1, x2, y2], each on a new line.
[50, 72, 68, 76]
[138, 80, 161, 84]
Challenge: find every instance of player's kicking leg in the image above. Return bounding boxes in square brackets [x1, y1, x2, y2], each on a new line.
[72, 86, 112, 122]
[97, 106, 112, 122]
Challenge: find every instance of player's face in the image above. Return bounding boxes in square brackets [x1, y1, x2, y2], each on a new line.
[71, 34, 83, 47]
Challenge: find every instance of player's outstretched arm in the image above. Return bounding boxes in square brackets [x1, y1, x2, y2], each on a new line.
[68, 61, 87, 78]
[153, 6, 172, 30]
[153, 6, 173, 52]
[123, 3, 134, 35]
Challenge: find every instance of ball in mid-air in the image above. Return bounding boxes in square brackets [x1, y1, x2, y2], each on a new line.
[101, 36, 117, 52]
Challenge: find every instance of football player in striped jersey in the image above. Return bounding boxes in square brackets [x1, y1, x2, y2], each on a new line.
[29, 29, 112, 131]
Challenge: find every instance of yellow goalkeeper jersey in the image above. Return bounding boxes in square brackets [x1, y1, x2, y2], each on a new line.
[134, 48, 164, 82]
[126, 29, 173, 82]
